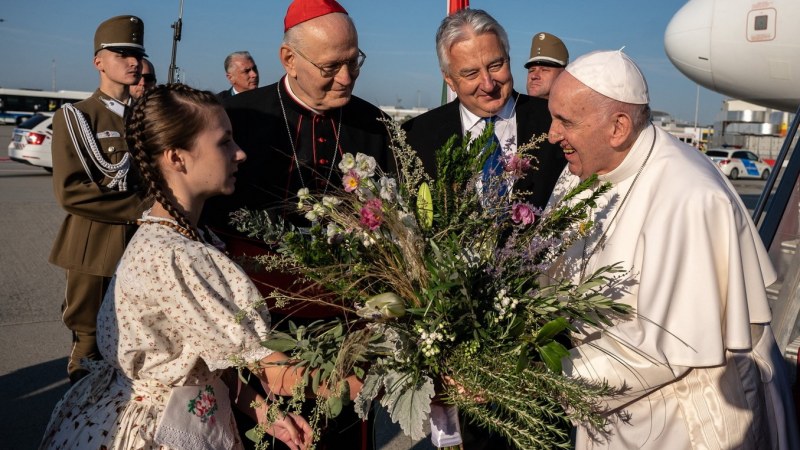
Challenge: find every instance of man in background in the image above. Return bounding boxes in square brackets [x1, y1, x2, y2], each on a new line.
[524, 32, 568, 99]
[130, 57, 156, 100]
[217, 51, 259, 99]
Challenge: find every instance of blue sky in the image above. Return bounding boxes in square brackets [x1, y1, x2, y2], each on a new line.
[0, 0, 724, 125]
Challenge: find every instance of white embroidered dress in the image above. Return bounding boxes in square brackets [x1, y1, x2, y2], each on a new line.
[40, 218, 273, 450]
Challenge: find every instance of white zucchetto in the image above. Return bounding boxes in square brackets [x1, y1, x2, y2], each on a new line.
[565, 49, 650, 105]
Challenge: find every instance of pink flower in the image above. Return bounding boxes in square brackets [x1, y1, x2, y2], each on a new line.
[360, 198, 384, 230]
[343, 170, 360, 192]
[511, 203, 535, 225]
[504, 154, 532, 177]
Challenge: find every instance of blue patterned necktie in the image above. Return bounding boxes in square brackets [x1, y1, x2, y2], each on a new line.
[481, 115, 505, 193]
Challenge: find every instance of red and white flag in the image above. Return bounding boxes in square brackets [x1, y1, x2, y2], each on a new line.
[443, 0, 470, 104]
[447, 0, 469, 15]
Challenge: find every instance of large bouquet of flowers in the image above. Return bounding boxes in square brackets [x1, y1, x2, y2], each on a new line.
[232, 120, 630, 449]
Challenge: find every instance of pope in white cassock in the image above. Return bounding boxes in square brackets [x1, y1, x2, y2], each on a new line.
[545, 50, 799, 449]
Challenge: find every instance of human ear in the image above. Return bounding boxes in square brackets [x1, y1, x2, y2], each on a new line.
[442, 70, 456, 92]
[280, 45, 296, 78]
[609, 113, 633, 148]
[161, 148, 187, 173]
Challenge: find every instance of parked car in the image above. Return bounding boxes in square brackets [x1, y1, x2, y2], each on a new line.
[705, 148, 771, 180]
[7, 113, 54, 172]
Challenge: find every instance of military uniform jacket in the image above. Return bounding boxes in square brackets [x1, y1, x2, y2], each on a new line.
[49, 89, 145, 277]
[402, 92, 565, 210]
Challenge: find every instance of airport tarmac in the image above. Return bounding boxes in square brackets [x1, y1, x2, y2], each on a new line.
[0, 123, 771, 449]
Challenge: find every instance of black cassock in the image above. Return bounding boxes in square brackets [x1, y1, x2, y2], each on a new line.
[204, 77, 392, 233]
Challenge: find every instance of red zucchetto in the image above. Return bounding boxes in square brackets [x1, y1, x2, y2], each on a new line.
[284, 0, 349, 32]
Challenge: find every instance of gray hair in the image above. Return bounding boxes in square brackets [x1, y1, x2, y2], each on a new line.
[435, 9, 510, 74]
[224, 51, 254, 73]
[283, 12, 355, 50]
[591, 91, 652, 134]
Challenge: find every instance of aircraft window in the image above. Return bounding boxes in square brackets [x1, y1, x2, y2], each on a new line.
[748, 9, 776, 41]
[754, 15, 768, 31]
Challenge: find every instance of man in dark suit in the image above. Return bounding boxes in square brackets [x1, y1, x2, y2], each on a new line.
[216, 51, 259, 100]
[403, 8, 565, 210]
[402, 8, 566, 449]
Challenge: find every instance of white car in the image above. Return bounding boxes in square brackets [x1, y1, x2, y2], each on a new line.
[705, 149, 771, 180]
[7, 113, 53, 172]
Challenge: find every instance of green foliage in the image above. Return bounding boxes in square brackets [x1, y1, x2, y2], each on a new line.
[443, 350, 620, 449]
[235, 123, 634, 449]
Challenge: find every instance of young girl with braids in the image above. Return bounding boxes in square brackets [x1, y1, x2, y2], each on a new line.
[40, 84, 363, 450]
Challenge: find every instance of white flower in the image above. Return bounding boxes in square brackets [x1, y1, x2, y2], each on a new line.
[379, 176, 398, 202]
[326, 223, 343, 244]
[297, 187, 311, 200]
[338, 153, 356, 172]
[354, 152, 377, 178]
[312, 203, 327, 217]
[322, 196, 341, 208]
[359, 231, 376, 247]
[356, 292, 406, 319]
[304, 210, 318, 222]
[297, 187, 311, 210]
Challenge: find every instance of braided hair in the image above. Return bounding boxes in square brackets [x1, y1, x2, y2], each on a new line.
[126, 83, 222, 241]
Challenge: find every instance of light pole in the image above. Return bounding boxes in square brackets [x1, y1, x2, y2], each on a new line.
[52, 59, 57, 91]
[168, 0, 185, 83]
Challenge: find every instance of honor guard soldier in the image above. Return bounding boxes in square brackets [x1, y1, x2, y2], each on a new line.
[50, 15, 147, 384]
[524, 32, 568, 99]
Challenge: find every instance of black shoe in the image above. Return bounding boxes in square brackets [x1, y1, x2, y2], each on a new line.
[68, 368, 90, 386]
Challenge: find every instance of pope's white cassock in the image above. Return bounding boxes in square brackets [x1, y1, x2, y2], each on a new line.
[547, 124, 799, 449]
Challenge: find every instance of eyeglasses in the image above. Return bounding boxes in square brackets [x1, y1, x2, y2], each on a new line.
[292, 47, 366, 78]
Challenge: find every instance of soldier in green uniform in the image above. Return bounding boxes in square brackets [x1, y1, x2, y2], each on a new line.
[50, 15, 147, 384]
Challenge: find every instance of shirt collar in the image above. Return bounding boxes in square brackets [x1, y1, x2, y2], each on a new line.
[283, 76, 324, 115]
[459, 95, 516, 133]
[96, 91, 128, 118]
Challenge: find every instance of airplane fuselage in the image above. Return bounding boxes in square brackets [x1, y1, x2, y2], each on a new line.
[665, 0, 800, 112]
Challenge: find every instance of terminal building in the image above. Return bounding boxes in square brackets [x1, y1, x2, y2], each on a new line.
[654, 100, 794, 167]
